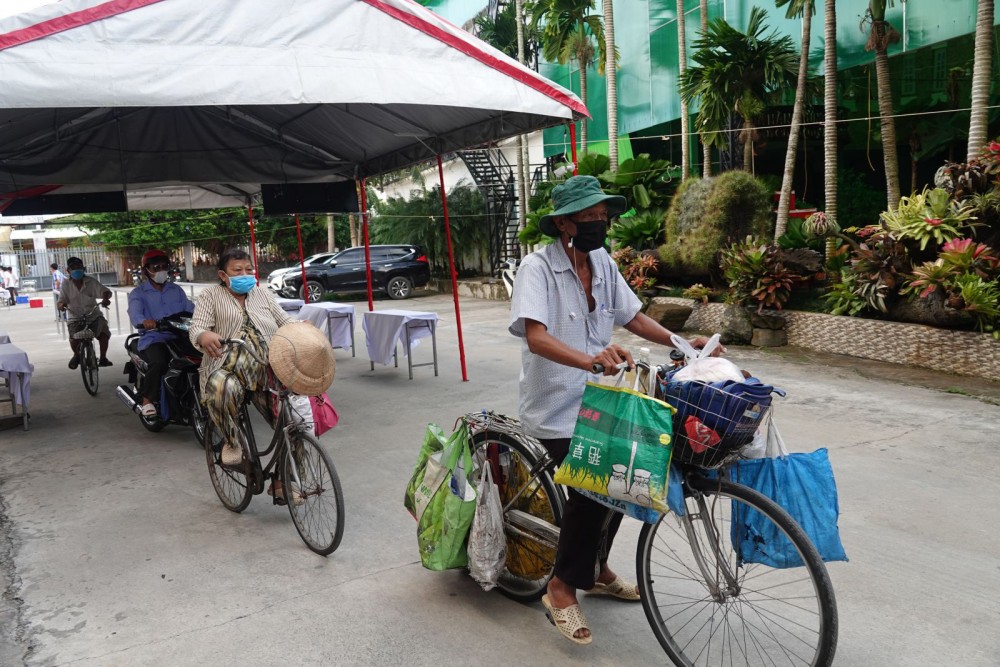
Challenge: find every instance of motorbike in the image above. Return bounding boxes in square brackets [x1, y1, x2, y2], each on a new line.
[116, 313, 208, 442]
[499, 257, 519, 299]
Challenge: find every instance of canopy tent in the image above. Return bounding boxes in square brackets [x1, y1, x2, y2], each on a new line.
[0, 0, 587, 380]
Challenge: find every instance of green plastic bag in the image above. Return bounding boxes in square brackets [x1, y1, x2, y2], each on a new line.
[554, 383, 675, 512]
[404, 424, 478, 571]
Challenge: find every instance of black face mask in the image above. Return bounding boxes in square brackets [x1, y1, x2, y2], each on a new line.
[569, 222, 608, 253]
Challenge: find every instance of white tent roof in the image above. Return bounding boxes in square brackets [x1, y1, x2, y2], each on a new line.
[0, 0, 586, 211]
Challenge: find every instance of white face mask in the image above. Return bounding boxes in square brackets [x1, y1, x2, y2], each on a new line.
[151, 270, 170, 284]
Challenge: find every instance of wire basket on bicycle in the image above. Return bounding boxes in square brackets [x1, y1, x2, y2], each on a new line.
[659, 375, 776, 468]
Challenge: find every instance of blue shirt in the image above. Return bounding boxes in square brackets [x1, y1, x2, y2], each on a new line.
[127, 281, 196, 351]
[509, 243, 641, 439]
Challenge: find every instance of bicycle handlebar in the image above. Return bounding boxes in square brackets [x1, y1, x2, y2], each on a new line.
[221, 338, 267, 365]
[590, 361, 632, 374]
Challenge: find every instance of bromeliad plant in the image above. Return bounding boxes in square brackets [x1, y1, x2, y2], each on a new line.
[612, 247, 660, 292]
[879, 187, 977, 251]
[721, 238, 822, 313]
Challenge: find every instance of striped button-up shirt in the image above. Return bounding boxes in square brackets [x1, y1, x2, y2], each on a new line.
[189, 285, 296, 394]
[509, 243, 641, 440]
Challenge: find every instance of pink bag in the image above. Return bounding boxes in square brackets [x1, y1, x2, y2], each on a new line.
[309, 392, 339, 436]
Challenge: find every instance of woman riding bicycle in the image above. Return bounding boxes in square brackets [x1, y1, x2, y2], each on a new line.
[509, 176, 720, 645]
[189, 248, 310, 501]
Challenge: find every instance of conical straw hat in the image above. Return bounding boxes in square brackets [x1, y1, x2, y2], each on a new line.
[268, 323, 335, 396]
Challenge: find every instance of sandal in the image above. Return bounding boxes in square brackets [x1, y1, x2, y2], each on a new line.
[587, 576, 641, 602]
[541, 594, 592, 646]
[139, 403, 157, 418]
[268, 481, 304, 507]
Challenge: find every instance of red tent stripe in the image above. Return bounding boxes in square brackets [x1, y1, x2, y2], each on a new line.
[0, 0, 168, 52]
[360, 0, 589, 118]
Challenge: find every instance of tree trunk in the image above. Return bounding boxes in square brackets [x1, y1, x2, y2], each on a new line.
[579, 64, 588, 155]
[967, 0, 994, 159]
[742, 118, 754, 172]
[677, 0, 690, 179]
[776, 8, 813, 239]
[326, 214, 335, 251]
[604, 0, 618, 171]
[348, 213, 359, 248]
[700, 0, 711, 177]
[824, 0, 837, 221]
[873, 23, 900, 207]
[514, 0, 529, 249]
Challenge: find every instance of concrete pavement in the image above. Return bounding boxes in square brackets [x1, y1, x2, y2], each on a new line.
[1, 290, 998, 665]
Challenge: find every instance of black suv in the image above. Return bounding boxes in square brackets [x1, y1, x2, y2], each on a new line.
[280, 245, 431, 302]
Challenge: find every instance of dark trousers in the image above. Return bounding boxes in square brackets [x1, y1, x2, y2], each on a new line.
[139, 343, 171, 404]
[540, 437, 623, 591]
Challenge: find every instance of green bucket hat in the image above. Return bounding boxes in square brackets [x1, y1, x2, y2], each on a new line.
[539, 175, 627, 237]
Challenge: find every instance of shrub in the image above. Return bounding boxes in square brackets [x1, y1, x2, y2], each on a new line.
[659, 172, 773, 281]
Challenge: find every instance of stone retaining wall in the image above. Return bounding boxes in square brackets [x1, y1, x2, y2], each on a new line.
[430, 277, 508, 301]
[660, 297, 1000, 382]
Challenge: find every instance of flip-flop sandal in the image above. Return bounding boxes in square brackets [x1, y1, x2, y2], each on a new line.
[268, 482, 305, 507]
[139, 404, 157, 418]
[541, 594, 592, 646]
[587, 577, 641, 602]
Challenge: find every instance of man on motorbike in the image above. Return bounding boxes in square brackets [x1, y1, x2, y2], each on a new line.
[127, 249, 195, 418]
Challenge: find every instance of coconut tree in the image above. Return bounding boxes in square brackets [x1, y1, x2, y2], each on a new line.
[603, 0, 619, 170]
[532, 0, 607, 156]
[679, 8, 798, 173]
[967, 0, 994, 159]
[824, 0, 838, 260]
[699, 0, 711, 176]
[677, 0, 690, 179]
[774, 0, 815, 239]
[863, 0, 901, 208]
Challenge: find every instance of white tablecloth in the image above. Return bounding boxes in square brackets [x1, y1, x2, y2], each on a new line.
[0, 331, 10, 345]
[0, 343, 33, 408]
[297, 302, 355, 350]
[363, 310, 437, 366]
[275, 297, 305, 316]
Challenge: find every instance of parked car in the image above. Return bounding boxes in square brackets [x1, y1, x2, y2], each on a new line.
[266, 252, 338, 292]
[280, 245, 430, 302]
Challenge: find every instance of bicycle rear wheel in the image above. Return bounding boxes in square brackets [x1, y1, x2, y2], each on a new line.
[203, 417, 253, 513]
[80, 342, 99, 396]
[469, 431, 564, 603]
[283, 432, 345, 556]
[637, 474, 837, 666]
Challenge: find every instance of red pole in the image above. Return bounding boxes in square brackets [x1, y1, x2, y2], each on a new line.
[436, 155, 469, 382]
[569, 123, 578, 175]
[295, 214, 308, 301]
[248, 205, 259, 279]
[359, 179, 374, 312]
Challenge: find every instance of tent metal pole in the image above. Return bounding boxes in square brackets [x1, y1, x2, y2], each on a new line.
[359, 179, 374, 312]
[295, 214, 307, 300]
[569, 123, 578, 175]
[248, 205, 259, 280]
[436, 155, 469, 382]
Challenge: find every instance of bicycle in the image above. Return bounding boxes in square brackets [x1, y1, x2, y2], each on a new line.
[70, 305, 109, 396]
[202, 338, 345, 556]
[460, 356, 838, 666]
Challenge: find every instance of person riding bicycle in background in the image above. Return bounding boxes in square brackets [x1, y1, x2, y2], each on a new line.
[189, 248, 309, 501]
[509, 175, 720, 646]
[127, 249, 196, 418]
[58, 256, 113, 369]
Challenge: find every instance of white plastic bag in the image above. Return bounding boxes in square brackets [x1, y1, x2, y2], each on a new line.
[467, 463, 507, 591]
[287, 394, 316, 436]
[670, 333, 744, 384]
[744, 415, 790, 460]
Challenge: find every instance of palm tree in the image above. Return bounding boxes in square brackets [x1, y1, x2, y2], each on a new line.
[774, 0, 815, 239]
[699, 0, 711, 176]
[533, 0, 607, 156]
[864, 0, 901, 208]
[824, 0, 838, 261]
[679, 8, 798, 173]
[603, 0, 619, 170]
[967, 0, 994, 159]
[677, 0, 690, 179]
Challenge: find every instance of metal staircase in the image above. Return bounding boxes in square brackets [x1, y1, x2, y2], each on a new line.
[457, 147, 520, 275]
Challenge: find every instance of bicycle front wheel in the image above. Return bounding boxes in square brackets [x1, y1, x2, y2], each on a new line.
[283, 432, 345, 556]
[637, 474, 838, 667]
[469, 431, 564, 603]
[203, 418, 253, 513]
[80, 342, 99, 396]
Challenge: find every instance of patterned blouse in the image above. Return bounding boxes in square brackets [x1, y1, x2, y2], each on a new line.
[189, 284, 296, 394]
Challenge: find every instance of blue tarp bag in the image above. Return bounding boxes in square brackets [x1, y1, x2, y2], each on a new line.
[731, 448, 848, 568]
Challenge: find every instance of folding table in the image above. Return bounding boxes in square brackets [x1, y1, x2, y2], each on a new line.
[297, 302, 356, 356]
[0, 343, 32, 431]
[363, 310, 438, 379]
